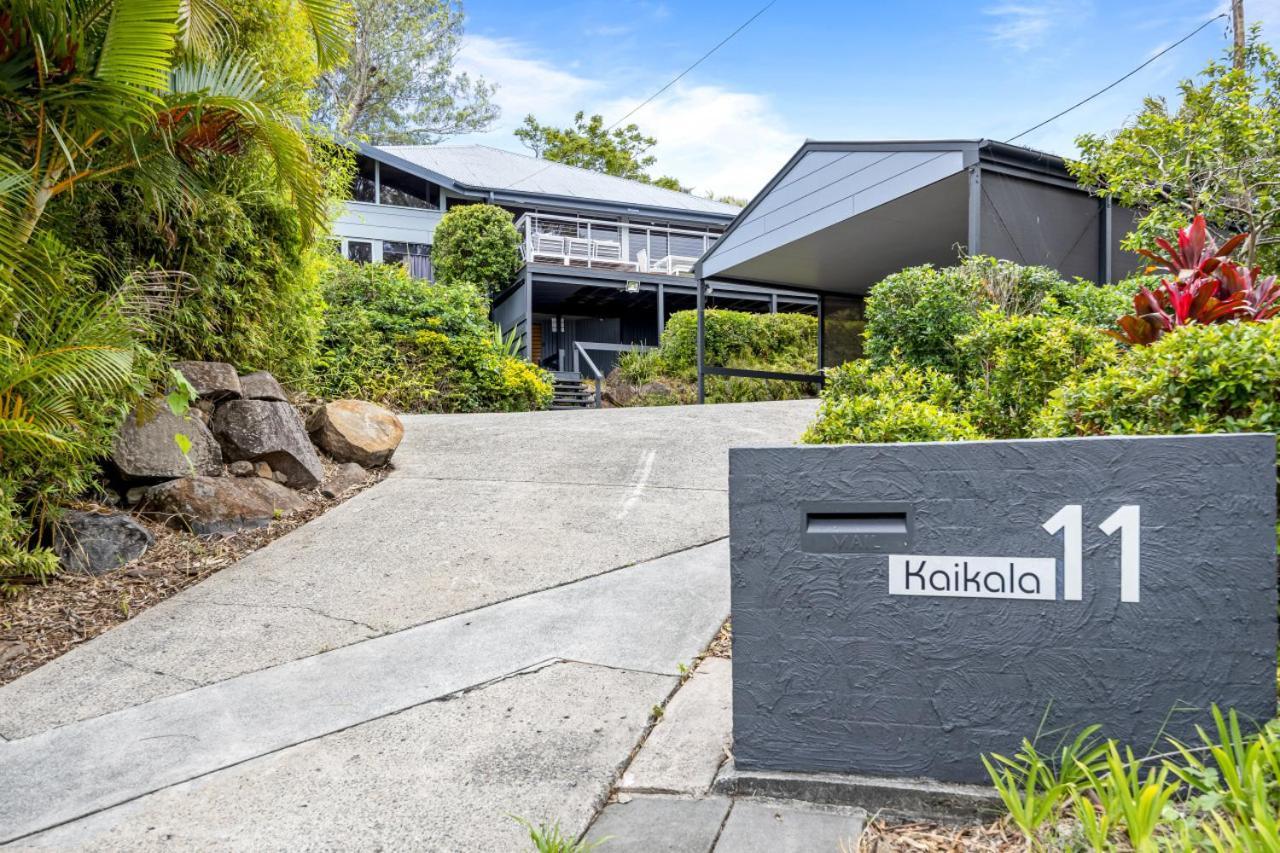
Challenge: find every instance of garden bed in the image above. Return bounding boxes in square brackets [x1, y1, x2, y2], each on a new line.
[0, 467, 385, 687]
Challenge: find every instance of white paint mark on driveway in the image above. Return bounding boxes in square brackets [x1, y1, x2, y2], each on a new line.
[616, 449, 657, 520]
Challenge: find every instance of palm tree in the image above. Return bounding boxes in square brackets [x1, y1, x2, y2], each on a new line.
[0, 0, 350, 583]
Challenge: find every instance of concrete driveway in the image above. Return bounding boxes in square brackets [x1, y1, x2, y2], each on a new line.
[0, 400, 816, 850]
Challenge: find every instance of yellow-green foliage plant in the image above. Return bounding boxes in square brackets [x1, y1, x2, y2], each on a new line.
[802, 360, 982, 445]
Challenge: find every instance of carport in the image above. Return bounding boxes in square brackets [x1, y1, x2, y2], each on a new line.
[691, 139, 1144, 402]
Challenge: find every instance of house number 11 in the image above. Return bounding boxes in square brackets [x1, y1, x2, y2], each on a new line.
[1041, 505, 1141, 603]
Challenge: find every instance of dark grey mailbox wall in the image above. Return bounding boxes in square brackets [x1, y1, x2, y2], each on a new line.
[728, 434, 1277, 785]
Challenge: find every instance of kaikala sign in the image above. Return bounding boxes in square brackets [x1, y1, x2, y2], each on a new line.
[889, 503, 1142, 602]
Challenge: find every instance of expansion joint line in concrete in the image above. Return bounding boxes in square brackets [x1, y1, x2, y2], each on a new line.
[390, 473, 728, 494]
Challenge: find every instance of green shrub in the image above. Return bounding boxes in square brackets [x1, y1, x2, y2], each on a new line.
[956, 310, 1120, 438]
[430, 204, 521, 293]
[309, 259, 552, 413]
[614, 348, 668, 385]
[1041, 276, 1149, 329]
[659, 310, 817, 374]
[803, 360, 983, 445]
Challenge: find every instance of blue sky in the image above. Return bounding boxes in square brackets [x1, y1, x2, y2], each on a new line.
[451, 1, 1279, 198]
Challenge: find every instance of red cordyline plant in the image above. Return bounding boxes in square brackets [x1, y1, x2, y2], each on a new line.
[1112, 216, 1280, 345]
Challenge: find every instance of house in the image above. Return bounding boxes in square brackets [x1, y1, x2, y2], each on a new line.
[692, 139, 1146, 400]
[330, 143, 821, 387]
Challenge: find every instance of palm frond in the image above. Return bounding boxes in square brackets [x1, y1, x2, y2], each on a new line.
[176, 0, 235, 55]
[95, 0, 182, 92]
[293, 0, 353, 69]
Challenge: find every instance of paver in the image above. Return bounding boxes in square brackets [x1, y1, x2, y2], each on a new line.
[713, 799, 866, 853]
[585, 795, 731, 853]
[620, 656, 732, 795]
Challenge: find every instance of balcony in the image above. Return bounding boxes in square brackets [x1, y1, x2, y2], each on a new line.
[516, 213, 719, 277]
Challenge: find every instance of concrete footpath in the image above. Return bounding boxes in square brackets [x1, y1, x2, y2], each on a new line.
[0, 401, 817, 850]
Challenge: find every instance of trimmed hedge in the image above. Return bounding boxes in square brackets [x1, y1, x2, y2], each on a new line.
[430, 204, 521, 293]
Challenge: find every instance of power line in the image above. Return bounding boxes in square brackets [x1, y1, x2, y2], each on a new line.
[1006, 12, 1228, 143]
[508, 0, 778, 190]
[606, 0, 778, 131]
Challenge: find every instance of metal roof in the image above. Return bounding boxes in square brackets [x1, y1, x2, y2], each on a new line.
[374, 144, 741, 219]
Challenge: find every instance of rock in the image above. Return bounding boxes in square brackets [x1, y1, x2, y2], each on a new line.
[112, 401, 223, 482]
[255, 462, 273, 479]
[173, 361, 241, 401]
[212, 400, 324, 489]
[238, 371, 289, 402]
[228, 460, 254, 477]
[638, 381, 675, 397]
[308, 400, 404, 467]
[141, 476, 306, 536]
[125, 486, 149, 507]
[53, 510, 153, 575]
[273, 471, 289, 485]
[320, 462, 368, 499]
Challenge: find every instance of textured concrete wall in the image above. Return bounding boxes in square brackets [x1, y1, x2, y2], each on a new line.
[728, 434, 1277, 785]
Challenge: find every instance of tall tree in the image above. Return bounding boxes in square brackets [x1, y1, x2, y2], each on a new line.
[1071, 31, 1280, 268]
[313, 0, 497, 143]
[515, 111, 687, 191]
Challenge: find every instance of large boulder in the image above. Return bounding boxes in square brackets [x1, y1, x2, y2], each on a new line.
[53, 510, 153, 575]
[238, 371, 289, 402]
[308, 400, 404, 467]
[112, 402, 223, 481]
[173, 361, 241, 401]
[141, 477, 306, 536]
[211, 400, 324, 489]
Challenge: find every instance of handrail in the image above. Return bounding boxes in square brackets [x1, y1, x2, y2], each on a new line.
[573, 341, 604, 409]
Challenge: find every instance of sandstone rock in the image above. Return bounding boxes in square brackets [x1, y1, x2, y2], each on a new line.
[638, 381, 675, 397]
[53, 510, 153, 575]
[320, 462, 368, 499]
[255, 462, 273, 479]
[228, 460, 254, 477]
[212, 400, 324, 489]
[308, 400, 404, 467]
[112, 401, 223, 481]
[239, 371, 289, 402]
[173, 361, 241, 401]
[141, 477, 305, 536]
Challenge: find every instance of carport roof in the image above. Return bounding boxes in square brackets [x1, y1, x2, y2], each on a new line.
[696, 139, 1083, 293]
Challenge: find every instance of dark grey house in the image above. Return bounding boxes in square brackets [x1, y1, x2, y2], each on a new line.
[693, 139, 1144, 397]
[331, 143, 820, 391]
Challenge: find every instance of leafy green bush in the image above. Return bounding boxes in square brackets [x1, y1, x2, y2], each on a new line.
[614, 348, 668, 386]
[309, 259, 552, 412]
[1041, 276, 1149, 329]
[430, 204, 521, 293]
[802, 360, 982, 445]
[956, 310, 1119, 438]
[862, 263, 987, 374]
[659, 309, 817, 374]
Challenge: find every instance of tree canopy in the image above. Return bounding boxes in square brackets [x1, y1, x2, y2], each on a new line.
[1071, 30, 1280, 268]
[514, 111, 687, 191]
[313, 0, 498, 143]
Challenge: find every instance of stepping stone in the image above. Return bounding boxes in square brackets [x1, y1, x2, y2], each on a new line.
[620, 656, 731, 795]
[713, 800, 866, 853]
[585, 795, 730, 852]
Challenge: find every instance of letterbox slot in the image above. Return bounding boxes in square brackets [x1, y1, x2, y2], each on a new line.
[800, 502, 913, 553]
[805, 512, 908, 536]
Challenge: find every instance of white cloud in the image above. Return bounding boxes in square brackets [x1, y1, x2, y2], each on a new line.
[983, 2, 1073, 52]
[450, 36, 803, 200]
[457, 35, 602, 128]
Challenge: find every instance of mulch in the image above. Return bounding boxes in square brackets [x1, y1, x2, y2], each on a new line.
[853, 818, 1022, 851]
[0, 468, 385, 688]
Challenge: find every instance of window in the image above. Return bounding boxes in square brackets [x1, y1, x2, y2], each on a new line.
[383, 242, 432, 279]
[350, 157, 377, 203]
[378, 163, 438, 209]
[347, 240, 373, 263]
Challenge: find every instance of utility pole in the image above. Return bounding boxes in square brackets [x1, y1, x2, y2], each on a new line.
[1232, 0, 1246, 70]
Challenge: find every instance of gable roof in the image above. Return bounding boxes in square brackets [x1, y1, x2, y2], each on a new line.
[362, 143, 741, 221]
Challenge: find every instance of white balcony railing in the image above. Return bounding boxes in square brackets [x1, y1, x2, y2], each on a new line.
[516, 213, 718, 277]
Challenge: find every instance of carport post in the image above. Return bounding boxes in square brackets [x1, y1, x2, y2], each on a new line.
[696, 277, 706, 404]
[523, 268, 533, 362]
[816, 293, 825, 372]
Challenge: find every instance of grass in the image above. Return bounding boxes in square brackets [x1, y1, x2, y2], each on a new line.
[513, 817, 607, 852]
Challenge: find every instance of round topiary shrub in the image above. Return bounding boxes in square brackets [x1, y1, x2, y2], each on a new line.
[430, 204, 521, 293]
